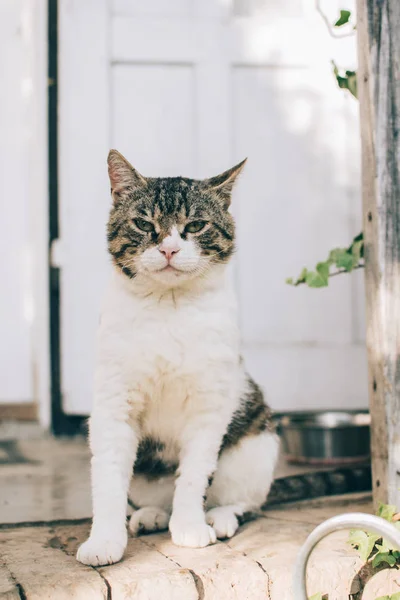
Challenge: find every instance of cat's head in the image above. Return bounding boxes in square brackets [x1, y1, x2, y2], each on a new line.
[107, 150, 246, 287]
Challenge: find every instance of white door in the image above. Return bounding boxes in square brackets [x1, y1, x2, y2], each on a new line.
[59, 0, 367, 416]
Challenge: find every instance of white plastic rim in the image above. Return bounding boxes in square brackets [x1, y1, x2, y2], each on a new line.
[292, 512, 400, 600]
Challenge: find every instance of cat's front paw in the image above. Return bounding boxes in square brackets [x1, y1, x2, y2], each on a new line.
[76, 530, 127, 566]
[169, 515, 216, 548]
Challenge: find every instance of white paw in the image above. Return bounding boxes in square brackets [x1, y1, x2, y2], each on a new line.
[129, 506, 170, 536]
[76, 530, 127, 566]
[169, 515, 216, 548]
[206, 507, 239, 539]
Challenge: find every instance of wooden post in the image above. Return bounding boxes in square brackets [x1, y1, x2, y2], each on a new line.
[356, 0, 400, 507]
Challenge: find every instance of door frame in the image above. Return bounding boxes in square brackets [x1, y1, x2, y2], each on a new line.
[48, 0, 85, 434]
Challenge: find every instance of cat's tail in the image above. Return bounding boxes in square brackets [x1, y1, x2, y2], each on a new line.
[263, 464, 371, 508]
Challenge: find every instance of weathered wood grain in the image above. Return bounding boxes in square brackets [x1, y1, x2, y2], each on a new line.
[356, 0, 400, 507]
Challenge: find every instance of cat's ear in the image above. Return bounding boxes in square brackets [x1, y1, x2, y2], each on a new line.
[204, 158, 247, 209]
[107, 149, 147, 202]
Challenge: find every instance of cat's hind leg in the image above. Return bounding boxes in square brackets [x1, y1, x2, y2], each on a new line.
[128, 474, 174, 536]
[129, 506, 170, 535]
[206, 430, 279, 539]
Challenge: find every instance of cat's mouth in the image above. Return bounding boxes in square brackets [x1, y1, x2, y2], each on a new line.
[146, 261, 203, 278]
[156, 265, 182, 274]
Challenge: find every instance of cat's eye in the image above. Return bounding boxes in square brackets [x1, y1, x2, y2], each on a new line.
[185, 221, 206, 234]
[134, 218, 155, 233]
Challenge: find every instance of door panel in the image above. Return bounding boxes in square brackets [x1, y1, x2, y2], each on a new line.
[112, 65, 196, 176]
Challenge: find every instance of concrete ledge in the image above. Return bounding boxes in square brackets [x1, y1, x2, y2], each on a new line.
[1, 495, 400, 599]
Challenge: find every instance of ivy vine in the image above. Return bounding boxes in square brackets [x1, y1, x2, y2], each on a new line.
[286, 233, 363, 288]
[287, 7, 362, 288]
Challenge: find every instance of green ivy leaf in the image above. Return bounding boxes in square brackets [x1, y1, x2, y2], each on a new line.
[328, 248, 343, 264]
[308, 594, 323, 600]
[287, 267, 309, 286]
[353, 232, 363, 243]
[372, 552, 397, 568]
[334, 9, 351, 26]
[349, 232, 364, 259]
[316, 261, 330, 282]
[351, 240, 363, 264]
[332, 61, 339, 77]
[300, 261, 331, 288]
[335, 250, 354, 271]
[377, 503, 397, 522]
[345, 71, 358, 98]
[331, 61, 358, 99]
[305, 270, 329, 288]
[376, 539, 393, 554]
[297, 268, 308, 284]
[329, 247, 346, 264]
[349, 529, 380, 562]
[376, 594, 400, 600]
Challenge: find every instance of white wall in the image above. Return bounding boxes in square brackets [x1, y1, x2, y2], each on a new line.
[0, 0, 49, 425]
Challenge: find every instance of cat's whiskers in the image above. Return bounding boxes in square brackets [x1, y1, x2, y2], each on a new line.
[207, 248, 232, 259]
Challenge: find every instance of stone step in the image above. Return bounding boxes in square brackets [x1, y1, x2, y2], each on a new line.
[2, 494, 399, 599]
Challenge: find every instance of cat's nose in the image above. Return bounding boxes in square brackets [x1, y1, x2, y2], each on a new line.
[158, 244, 181, 261]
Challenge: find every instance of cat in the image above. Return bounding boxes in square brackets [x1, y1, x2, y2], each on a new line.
[76, 150, 279, 566]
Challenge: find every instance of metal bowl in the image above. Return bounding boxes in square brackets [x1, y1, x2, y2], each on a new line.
[277, 410, 371, 465]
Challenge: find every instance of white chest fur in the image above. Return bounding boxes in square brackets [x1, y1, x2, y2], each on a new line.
[95, 269, 243, 448]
